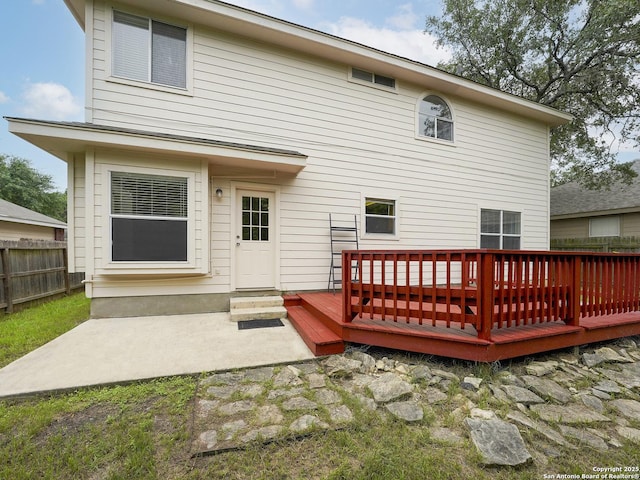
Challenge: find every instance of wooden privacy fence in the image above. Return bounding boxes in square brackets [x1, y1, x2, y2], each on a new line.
[342, 249, 640, 341]
[0, 240, 84, 313]
[551, 236, 640, 253]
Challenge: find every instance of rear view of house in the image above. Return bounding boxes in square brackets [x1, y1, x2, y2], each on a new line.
[7, 0, 571, 318]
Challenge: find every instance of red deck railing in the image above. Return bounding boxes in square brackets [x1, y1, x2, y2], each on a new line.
[342, 249, 640, 341]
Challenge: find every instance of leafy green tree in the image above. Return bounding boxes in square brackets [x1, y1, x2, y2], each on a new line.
[0, 154, 67, 222]
[425, 0, 640, 189]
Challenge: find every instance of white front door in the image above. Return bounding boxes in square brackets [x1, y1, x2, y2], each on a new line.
[235, 189, 276, 289]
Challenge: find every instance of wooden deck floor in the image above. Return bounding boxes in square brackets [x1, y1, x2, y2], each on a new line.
[284, 292, 640, 362]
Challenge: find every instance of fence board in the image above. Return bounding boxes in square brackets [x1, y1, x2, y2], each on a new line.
[0, 240, 84, 313]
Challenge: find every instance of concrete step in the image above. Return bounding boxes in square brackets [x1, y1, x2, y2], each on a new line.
[230, 295, 284, 310]
[229, 305, 288, 322]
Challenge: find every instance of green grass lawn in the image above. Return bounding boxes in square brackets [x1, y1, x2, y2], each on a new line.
[0, 294, 638, 479]
[0, 293, 90, 368]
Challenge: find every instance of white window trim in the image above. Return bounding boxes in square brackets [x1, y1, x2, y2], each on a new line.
[361, 194, 400, 240]
[415, 91, 456, 146]
[106, 5, 194, 96]
[478, 207, 523, 250]
[589, 216, 620, 237]
[101, 163, 197, 273]
[348, 67, 398, 93]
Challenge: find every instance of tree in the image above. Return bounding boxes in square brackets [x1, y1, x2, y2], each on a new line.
[0, 154, 67, 222]
[425, 0, 640, 189]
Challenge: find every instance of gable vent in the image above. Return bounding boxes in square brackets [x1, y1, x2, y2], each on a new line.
[351, 67, 396, 89]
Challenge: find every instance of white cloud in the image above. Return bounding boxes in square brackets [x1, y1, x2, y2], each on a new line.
[386, 3, 419, 30]
[21, 82, 82, 120]
[0, 91, 8, 103]
[291, 0, 314, 10]
[323, 16, 450, 66]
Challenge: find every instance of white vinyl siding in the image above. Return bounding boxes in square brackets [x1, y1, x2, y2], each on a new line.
[86, 1, 552, 296]
[71, 154, 86, 271]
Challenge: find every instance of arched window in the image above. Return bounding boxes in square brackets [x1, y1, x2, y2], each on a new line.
[418, 95, 453, 141]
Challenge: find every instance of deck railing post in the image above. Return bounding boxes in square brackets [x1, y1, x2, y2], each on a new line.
[342, 251, 352, 323]
[478, 251, 494, 341]
[567, 254, 581, 327]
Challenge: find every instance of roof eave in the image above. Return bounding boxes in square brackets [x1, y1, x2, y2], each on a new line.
[0, 217, 67, 229]
[551, 206, 640, 220]
[5, 117, 308, 174]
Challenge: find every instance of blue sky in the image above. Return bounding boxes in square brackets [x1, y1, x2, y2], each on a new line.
[0, 0, 637, 190]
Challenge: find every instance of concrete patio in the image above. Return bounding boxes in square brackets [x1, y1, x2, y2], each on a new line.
[0, 312, 315, 398]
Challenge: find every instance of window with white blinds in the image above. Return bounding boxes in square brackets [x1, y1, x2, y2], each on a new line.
[110, 172, 188, 262]
[589, 216, 620, 237]
[112, 10, 187, 89]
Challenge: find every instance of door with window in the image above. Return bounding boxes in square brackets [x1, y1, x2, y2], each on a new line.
[235, 190, 276, 289]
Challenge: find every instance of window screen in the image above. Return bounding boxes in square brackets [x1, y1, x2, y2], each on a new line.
[365, 198, 396, 234]
[151, 20, 187, 88]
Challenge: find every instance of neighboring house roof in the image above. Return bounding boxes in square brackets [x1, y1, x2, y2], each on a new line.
[0, 198, 66, 229]
[63, 0, 571, 128]
[551, 160, 640, 219]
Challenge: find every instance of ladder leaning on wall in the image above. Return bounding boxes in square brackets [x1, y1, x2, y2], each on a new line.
[328, 213, 359, 293]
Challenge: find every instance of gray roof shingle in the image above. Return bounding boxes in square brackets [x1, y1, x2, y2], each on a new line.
[550, 160, 640, 217]
[0, 198, 66, 228]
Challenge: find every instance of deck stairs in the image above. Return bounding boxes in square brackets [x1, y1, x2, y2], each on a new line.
[284, 294, 345, 356]
[229, 296, 288, 322]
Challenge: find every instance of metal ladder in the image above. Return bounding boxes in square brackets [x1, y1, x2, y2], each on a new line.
[328, 213, 359, 293]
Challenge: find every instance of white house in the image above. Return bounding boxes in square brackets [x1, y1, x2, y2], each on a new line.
[6, 0, 571, 317]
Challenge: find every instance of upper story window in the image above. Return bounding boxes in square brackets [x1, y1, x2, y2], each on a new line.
[112, 10, 187, 89]
[350, 67, 396, 90]
[418, 95, 453, 141]
[480, 209, 521, 249]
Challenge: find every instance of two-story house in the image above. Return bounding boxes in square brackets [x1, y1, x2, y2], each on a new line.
[6, 0, 571, 318]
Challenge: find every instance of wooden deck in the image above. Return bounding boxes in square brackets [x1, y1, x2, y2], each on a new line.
[284, 249, 640, 362]
[285, 292, 640, 361]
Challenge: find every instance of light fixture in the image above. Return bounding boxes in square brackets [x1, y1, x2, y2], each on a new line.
[215, 188, 223, 198]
